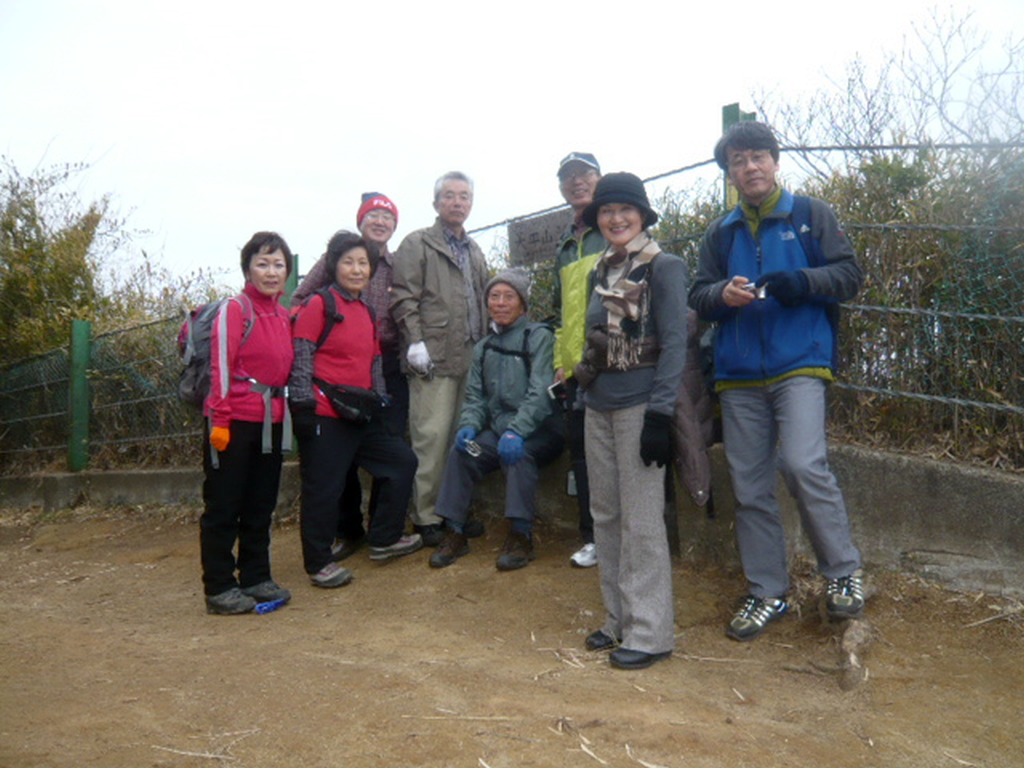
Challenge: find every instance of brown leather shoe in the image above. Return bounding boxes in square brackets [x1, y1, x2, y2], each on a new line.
[429, 530, 469, 568]
[496, 529, 535, 571]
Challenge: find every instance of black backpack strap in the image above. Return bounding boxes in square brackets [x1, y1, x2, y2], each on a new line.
[713, 217, 736, 274]
[314, 287, 345, 350]
[480, 325, 537, 398]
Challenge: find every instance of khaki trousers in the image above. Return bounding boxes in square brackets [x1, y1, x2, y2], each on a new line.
[408, 372, 468, 527]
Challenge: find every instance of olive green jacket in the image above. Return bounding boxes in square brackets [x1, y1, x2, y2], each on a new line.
[391, 218, 489, 377]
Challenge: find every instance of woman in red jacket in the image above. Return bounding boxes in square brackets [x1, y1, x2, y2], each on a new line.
[202, 231, 295, 615]
[290, 231, 421, 588]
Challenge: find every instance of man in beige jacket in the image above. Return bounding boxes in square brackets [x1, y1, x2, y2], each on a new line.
[390, 171, 490, 545]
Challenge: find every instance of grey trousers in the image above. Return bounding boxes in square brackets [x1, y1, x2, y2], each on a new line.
[585, 403, 675, 655]
[720, 376, 862, 598]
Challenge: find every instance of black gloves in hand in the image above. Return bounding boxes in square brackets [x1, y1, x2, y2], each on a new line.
[756, 270, 810, 306]
[289, 401, 317, 440]
[640, 410, 673, 468]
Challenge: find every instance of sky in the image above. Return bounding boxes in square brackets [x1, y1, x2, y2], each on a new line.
[1, 0, 1021, 285]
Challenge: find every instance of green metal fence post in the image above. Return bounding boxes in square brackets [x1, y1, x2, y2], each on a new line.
[285, 253, 299, 307]
[720, 103, 758, 208]
[286, 254, 299, 455]
[68, 319, 92, 472]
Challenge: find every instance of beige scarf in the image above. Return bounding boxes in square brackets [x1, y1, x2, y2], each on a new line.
[594, 233, 661, 370]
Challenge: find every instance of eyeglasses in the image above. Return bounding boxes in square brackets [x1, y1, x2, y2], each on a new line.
[363, 210, 396, 223]
[560, 169, 597, 183]
[727, 150, 774, 171]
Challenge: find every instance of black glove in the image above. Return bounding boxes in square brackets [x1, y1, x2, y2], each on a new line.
[289, 401, 318, 440]
[756, 270, 809, 307]
[639, 410, 673, 468]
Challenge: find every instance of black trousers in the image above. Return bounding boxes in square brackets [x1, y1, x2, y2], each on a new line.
[337, 352, 411, 539]
[297, 413, 417, 574]
[565, 379, 594, 544]
[200, 420, 283, 596]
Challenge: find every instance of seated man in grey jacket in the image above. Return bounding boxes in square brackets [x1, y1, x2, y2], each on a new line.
[430, 268, 566, 571]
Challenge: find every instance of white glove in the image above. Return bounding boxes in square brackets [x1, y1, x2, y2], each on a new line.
[407, 341, 432, 374]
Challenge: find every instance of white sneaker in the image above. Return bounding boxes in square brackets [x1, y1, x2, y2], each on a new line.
[570, 542, 597, 568]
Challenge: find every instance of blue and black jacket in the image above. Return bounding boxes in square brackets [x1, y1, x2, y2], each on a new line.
[688, 189, 862, 386]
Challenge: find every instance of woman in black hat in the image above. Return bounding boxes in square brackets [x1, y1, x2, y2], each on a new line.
[573, 172, 689, 669]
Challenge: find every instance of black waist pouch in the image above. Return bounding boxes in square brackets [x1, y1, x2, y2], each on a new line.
[313, 377, 381, 424]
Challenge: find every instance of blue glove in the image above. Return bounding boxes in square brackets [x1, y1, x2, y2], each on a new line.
[455, 427, 478, 454]
[756, 270, 809, 307]
[498, 430, 525, 465]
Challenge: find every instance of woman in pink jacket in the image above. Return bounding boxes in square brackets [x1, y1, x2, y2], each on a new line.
[201, 231, 295, 615]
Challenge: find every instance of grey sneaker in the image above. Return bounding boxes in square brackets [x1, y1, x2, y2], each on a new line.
[310, 562, 355, 588]
[330, 536, 364, 562]
[825, 569, 866, 619]
[205, 587, 257, 615]
[726, 595, 789, 641]
[240, 580, 292, 604]
[369, 533, 424, 561]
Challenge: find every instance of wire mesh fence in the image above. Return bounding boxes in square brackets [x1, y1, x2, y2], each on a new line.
[88, 317, 203, 469]
[0, 347, 72, 473]
[0, 316, 204, 474]
[1, 142, 1022, 475]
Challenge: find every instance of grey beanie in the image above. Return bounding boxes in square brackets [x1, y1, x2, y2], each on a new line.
[485, 268, 531, 310]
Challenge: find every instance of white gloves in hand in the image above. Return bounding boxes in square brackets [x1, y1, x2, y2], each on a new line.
[407, 341, 432, 374]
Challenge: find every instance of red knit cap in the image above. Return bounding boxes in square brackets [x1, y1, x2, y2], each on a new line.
[356, 193, 399, 228]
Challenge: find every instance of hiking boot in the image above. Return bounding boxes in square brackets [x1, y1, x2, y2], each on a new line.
[310, 562, 355, 588]
[570, 542, 597, 568]
[330, 535, 364, 562]
[369, 533, 424, 561]
[825, 569, 866, 620]
[414, 523, 445, 547]
[429, 530, 469, 568]
[726, 595, 789, 641]
[205, 587, 257, 615]
[463, 516, 486, 539]
[496, 529, 535, 571]
[240, 580, 292, 604]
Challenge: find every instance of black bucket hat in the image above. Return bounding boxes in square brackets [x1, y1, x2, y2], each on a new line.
[581, 172, 658, 229]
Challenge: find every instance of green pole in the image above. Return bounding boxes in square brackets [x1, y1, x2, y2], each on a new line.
[286, 253, 299, 454]
[285, 253, 299, 308]
[720, 103, 758, 208]
[68, 319, 92, 472]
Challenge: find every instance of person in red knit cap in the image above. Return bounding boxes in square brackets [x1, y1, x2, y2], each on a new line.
[289, 231, 422, 588]
[293, 193, 406, 563]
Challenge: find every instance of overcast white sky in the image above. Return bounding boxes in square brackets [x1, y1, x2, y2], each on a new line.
[1, 0, 1021, 283]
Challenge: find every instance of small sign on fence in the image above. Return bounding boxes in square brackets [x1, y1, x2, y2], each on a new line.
[508, 208, 573, 267]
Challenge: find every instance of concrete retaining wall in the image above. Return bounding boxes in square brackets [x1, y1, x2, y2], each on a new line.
[2, 443, 1022, 596]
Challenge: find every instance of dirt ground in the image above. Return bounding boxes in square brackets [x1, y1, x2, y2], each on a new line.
[0, 504, 1021, 768]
